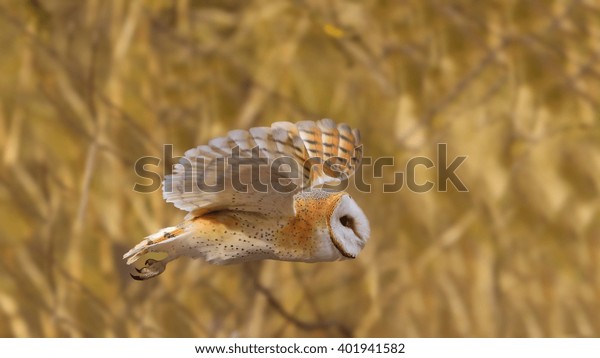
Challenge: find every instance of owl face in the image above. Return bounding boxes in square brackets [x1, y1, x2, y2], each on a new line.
[283, 190, 370, 263]
[327, 194, 370, 259]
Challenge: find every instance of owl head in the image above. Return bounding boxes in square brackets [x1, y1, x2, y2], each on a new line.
[328, 194, 370, 259]
[292, 190, 370, 262]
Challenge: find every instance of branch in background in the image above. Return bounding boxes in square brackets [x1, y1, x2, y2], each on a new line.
[251, 272, 353, 337]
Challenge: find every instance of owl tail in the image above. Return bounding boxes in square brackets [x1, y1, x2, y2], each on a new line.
[123, 223, 194, 280]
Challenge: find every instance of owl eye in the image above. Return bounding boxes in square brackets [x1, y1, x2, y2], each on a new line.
[340, 215, 353, 228]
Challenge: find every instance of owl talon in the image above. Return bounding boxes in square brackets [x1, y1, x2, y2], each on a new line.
[130, 259, 166, 280]
[145, 259, 158, 266]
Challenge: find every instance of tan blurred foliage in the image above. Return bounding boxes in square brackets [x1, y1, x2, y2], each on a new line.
[0, 0, 599, 337]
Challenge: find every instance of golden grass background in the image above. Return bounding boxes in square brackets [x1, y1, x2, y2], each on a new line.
[1, 0, 599, 337]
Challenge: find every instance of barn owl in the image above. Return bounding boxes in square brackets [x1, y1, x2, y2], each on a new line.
[123, 119, 370, 280]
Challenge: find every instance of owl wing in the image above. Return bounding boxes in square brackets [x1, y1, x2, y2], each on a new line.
[163, 119, 363, 216]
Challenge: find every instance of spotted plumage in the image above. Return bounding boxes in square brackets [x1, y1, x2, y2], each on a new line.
[123, 119, 370, 280]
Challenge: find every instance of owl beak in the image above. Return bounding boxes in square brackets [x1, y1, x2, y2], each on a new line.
[329, 232, 357, 259]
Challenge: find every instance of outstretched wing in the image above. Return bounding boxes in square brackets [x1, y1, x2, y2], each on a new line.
[163, 119, 363, 216]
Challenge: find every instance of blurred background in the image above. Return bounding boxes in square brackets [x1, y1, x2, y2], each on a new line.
[1, 0, 599, 337]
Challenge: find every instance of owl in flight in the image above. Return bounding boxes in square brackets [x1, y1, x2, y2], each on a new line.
[124, 119, 370, 280]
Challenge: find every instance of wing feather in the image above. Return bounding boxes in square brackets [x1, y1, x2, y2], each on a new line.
[163, 119, 363, 216]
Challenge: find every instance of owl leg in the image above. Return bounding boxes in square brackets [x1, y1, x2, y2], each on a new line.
[130, 259, 166, 281]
